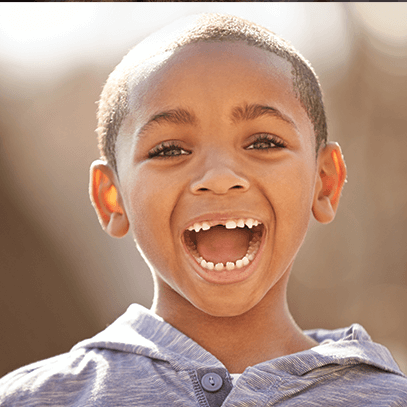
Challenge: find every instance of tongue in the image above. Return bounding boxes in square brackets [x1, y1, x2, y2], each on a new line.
[195, 225, 251, 264]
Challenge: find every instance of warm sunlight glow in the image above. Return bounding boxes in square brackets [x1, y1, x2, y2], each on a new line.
[105, 185, 121, 214]
[331, 150, 341, 203]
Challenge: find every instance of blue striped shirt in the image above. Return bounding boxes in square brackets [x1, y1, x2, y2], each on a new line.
[1, 304, 406, 406]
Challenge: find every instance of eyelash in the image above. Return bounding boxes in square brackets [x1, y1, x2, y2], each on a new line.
[148, 134, 286, 159]
[246, 134, 287, 150]
[148, 142, 190, 159]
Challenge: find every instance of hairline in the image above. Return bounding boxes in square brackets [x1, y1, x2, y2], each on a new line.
[97, 21, 327, 174]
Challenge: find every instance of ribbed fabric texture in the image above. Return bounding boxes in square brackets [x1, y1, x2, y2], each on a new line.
[1, 304, 406, 406]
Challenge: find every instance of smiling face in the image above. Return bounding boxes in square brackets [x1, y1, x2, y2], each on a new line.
[104, 41, 327, 318]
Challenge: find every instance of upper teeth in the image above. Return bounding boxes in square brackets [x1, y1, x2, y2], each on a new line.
[187, 218, 260, 233]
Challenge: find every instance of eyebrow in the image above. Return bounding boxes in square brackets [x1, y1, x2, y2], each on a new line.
[231, 103, 297, 129]
[136, 102, 297, 139]
[136, 108, 197, 139]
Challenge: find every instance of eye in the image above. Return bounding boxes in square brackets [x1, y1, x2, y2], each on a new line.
[246, 134, 287, 151]
[148, 141, 190, 159]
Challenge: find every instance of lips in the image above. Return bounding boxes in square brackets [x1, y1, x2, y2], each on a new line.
[182, 216, 264, 276]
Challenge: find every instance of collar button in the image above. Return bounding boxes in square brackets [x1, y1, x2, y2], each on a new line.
[201, 372, 223, 392]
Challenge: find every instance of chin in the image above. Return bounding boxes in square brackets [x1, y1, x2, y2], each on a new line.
[190, 293, 260, 318]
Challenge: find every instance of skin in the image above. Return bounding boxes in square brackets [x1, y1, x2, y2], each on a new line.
[90, 42, 346, 373]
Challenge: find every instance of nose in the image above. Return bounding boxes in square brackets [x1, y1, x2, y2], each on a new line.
[190, 160, 250, 195]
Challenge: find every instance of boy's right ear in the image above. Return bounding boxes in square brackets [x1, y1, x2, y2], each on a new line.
[89, 160, 129, 238]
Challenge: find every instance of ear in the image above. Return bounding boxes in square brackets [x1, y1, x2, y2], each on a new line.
[312, 142, 347, 224]
[89, 160, 129, 238]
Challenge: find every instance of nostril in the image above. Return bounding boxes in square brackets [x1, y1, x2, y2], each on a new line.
[190, 169, 250, 195]
[198, 185, 242, 193]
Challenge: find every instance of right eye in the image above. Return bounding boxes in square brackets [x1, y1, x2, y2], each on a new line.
[148, 142, 191, 159]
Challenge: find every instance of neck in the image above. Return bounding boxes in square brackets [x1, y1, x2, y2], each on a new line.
[152, 275, 317, 374]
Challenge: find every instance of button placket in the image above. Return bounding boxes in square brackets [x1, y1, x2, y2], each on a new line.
[193, 368, 233, 407]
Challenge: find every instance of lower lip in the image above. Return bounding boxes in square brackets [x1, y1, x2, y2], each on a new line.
[182, 233, 266, 285]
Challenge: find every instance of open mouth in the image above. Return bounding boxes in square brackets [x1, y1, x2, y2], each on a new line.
[183, 218, 264, 271]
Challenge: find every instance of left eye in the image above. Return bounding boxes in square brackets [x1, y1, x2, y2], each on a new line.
[246, 135, 286, 150]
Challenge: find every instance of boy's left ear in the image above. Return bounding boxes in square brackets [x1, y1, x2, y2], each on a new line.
[89, 160, 129, 238]
[312, 142, 347, 224]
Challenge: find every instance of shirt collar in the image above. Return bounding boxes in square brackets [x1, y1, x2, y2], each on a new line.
[72, 304, 223, 371]
[73, 304, 405, 377]
[254, 324, 404, 377]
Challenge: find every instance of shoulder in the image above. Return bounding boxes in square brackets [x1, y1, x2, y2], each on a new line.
[302, 324, 407, 404]
[327, 364, 407, 405]
[354, 365, 407, 400]
[0, 349, 87, 406]
[0, 347, 151, 406]
[0, 305, 196, 406]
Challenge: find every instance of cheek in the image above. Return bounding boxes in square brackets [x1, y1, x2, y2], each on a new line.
[122, 168, 180, 266]
[266, 159, 315, 247]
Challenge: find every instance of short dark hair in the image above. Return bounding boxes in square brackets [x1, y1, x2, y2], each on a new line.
[96, 13, 327, 173]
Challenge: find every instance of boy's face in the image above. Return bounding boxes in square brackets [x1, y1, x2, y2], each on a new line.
[114, 42, 321, 317]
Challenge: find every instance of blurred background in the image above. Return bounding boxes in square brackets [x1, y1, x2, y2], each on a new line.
[1, 3, 406, 378]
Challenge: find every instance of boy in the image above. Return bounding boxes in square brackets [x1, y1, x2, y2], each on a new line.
[1, 13, 406, 406]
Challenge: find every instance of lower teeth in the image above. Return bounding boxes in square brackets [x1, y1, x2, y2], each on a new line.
[191, 239, 261, 271]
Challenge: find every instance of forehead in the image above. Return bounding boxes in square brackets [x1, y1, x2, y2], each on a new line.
[120, 41, 312, 141]
[127, 41, 294, 105]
